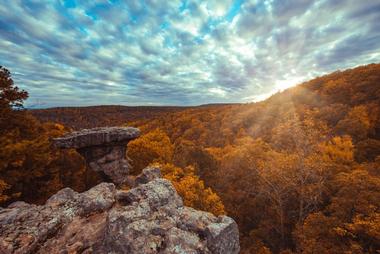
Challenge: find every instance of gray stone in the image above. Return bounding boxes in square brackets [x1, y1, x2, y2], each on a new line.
[52, 127, 140, 185]
[53, 127, 140, 149]
[0, 167, 240, 254]
[205, 216, 241, 254]
[134, 166, 162, 186]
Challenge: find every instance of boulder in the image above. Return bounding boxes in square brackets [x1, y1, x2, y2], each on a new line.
[52, 127, 140, 185]
[134, 166, 162, 186]
[0, 167, 240, 254]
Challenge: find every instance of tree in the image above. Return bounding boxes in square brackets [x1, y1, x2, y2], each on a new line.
[335, 105, 371, 141]
[295, 169, 380, 253]
[294, 212, 345, 254]
[0, 121, 86, 205]
[355, 139, 380, 163]
[0, 179, 10, 203]
[344, 211, 380, 252]
[172, 139, 218, 185]
[0, 66, 28, 110]
[0, 67, 86, 206]
[0, 66, 30, 137]
[209, 137, 270, 232]
[158, 162, 225, 216]
[127, 129, 174, 174]
[319, 136, 354, 165]
[256, 151, 325, 250]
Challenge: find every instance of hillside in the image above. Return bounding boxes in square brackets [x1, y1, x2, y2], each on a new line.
[1, 63, 380, 253]
[127, 63, 380, 253]
[131, 63, 380, 145]
[31, 105, 190, 130]
[33, 64, 380, 147]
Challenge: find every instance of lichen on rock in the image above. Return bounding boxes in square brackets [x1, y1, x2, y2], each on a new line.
[0, 167, 240, 254]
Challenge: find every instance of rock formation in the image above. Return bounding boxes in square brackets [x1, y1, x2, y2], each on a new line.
[1, 127, 239, 253]
[0, 166, 240, 253]
[53, 127, 140, 185]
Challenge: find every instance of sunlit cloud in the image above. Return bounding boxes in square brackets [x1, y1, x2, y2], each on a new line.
[0, 0, 379, 107]
[275, 76, 305, 91]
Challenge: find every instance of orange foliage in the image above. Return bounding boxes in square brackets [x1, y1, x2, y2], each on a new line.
[4, 63, 380, 253]
[127, 128, 174, 174]
[158, 162, 225, 216]
[0, 67, 86, 206]
[127, 129, 225, 216]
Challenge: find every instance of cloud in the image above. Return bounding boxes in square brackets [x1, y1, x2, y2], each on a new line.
[0, 0, 379, 107]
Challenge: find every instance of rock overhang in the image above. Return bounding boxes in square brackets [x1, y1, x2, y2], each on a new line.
[53, 127, 140, 149]
[52, 127, 140, 186]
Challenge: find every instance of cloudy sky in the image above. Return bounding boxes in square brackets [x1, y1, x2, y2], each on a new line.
[1, 0, 379, 107]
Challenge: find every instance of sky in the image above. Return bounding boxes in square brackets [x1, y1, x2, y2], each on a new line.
[0, 0, 380, 108]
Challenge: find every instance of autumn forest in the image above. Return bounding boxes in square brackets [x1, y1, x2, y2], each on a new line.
[1, 63, 379, 253]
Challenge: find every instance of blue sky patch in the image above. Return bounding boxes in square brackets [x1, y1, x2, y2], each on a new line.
[0, 0, 379, 107]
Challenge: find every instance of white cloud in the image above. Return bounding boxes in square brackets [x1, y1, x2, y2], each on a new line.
[209, 87, 227, 97]
[0, 0, 379, 107]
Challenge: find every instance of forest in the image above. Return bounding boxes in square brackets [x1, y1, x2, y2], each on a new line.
[31, 105, 190, 130]
[1, 63, 380, 253]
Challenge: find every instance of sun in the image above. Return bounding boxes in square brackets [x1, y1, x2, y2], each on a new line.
[275, 76, 304, 91]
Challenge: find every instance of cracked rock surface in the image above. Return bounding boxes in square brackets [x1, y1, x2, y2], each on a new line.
[52, 127, 140, 185]
[0, 166, 240, 254]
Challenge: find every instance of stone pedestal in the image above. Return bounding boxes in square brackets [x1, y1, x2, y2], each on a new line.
[53, 127, 140, 186]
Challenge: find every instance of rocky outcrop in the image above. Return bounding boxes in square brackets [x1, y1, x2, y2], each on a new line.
[1, 127, 240, 253]
[0, 166, 240, 254]
[53, 127, 140, 185]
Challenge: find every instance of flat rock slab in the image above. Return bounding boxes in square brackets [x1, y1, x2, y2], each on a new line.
[53, 127, 140, 149]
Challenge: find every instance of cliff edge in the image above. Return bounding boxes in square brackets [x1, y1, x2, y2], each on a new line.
[0, 127, 239, 253]
[0, 166, 240, 253]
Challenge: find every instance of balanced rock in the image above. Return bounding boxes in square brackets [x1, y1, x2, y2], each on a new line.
[0, 167, 240, 254]
[53, 127, 140, 185]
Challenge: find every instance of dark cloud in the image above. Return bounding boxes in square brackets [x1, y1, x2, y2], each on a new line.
[0, 0, 379, 107]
